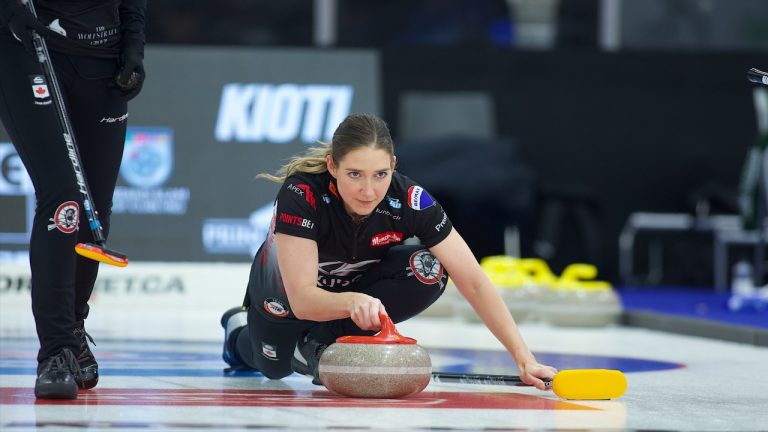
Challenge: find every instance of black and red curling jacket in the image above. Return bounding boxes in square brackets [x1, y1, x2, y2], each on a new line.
[249, 170, 453, 319]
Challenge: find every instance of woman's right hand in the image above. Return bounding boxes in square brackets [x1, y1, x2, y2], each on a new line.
[349, 293, 386, 331]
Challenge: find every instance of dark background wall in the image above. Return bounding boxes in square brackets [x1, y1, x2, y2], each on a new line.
[382, 48, 764, 282]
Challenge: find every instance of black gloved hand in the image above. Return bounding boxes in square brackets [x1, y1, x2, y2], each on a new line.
[7, 6, 49, 54]
[113, 40, 145, 101]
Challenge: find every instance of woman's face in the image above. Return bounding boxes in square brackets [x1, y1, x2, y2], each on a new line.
[327, 146, 395, 218]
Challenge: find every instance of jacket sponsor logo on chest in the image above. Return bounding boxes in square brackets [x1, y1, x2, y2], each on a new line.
[386, 196, 402, 208]
[370, 231, 403, 246]
[375, 207, 401, 220]
[279, 212, 315, 229]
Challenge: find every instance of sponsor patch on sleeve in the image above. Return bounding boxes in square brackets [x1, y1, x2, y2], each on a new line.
[407, 186, 435, 210]
[263, 298, 290, 317]
[407, 249, 444, 285]
[434, 211, 449, 232]
[287, 183, 317, 210]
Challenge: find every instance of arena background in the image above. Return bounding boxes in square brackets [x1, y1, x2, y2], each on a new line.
[2, 0, 767, 287]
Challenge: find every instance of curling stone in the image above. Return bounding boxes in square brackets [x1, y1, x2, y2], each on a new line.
[459, 256, 527, 323]
[515, 258, 560, 322]
[482, 256, 532, 322]
[318, 314, 432, 398]
[540, 264, 622, 327]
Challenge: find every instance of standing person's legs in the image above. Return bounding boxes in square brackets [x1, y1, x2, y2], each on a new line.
[63, 55, 126, 319]
[60, 54, 128, 388]
[0, 34, 83, 398]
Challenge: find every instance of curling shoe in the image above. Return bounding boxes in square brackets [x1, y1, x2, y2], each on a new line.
[221, 306, 248, 369]
[35, 348, 82, 399]
[291, 332, 327, 385]
[74, 323, 99, 389]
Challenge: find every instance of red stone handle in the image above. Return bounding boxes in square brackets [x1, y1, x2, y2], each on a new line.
[335, 313, 418, 344]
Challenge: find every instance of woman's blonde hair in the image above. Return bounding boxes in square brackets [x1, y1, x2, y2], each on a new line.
[257, 113, 394, 183]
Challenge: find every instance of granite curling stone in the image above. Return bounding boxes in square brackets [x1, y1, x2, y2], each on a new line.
[318, 314, 432, 398]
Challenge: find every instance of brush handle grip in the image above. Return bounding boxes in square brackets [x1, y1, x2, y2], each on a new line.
[431, 372, 552, 389]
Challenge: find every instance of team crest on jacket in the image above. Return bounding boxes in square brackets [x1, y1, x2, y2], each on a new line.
[48, 201, 79, 233]
[263, 298, 289, 317]
[408, 249, 444, 285]
[407, 186, 435, 210]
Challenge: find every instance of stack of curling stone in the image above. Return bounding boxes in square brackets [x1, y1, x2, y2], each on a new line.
[457, 256, 517, 322]
[515, 258, 558, 322]
[481, 256, 532, 322]
[458, 256, 520, 322]
[539, 263, 623, 327]
[318, 314, 432, 398]
[458, 256, 550, 323]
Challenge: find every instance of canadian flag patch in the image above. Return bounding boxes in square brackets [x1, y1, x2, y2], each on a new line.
[31, 75, 50, 99]
[29, 75, 52, 105]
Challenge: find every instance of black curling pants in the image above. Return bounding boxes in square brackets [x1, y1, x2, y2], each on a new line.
[234, 245, 448, 379]
[0, 32, 128, 363]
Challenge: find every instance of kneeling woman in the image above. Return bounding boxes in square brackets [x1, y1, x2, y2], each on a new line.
[221, 113, 556, 390]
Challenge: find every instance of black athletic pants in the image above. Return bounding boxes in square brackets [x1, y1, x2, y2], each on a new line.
[0, 32, 128, 363]
[235, 245, 448, 379]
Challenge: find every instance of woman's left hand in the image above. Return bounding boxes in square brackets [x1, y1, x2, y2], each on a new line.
[520, 361, 558, 391]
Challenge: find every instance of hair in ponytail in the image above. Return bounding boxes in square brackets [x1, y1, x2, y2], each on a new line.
[257, 113, 394, 183]
[256, 144, 331, 183]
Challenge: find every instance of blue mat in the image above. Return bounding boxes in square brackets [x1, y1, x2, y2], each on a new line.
[618, 288, 768, 330]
